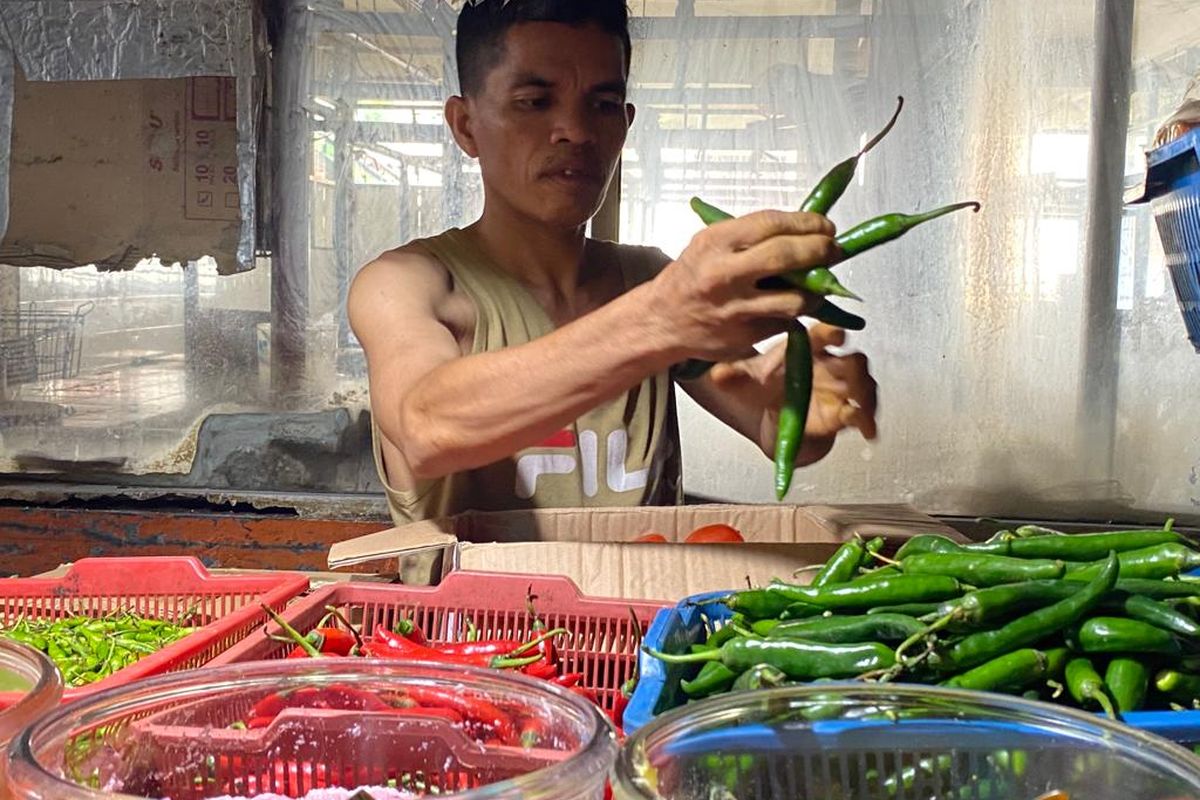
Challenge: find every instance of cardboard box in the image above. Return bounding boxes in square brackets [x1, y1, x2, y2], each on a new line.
[327, 503, 968, 602]
[0, 73, 242, 271]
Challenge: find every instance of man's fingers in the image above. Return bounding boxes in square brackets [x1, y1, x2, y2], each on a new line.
[709, 209, 836, 252]
[809, 322, 847, 350]
[731, 234, 842, 282]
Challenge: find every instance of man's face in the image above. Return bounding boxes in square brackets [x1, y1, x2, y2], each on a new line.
[455, 21, 633, 229]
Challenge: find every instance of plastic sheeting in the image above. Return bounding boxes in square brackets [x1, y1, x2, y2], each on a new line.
[0, 0, 260, 272]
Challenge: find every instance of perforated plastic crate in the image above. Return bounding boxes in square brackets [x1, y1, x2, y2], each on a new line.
[625, 589, 1200, 747]
[1132, 127, 1200, 351]
[0, 557, 308, 707]
[211, 570, 667, 715]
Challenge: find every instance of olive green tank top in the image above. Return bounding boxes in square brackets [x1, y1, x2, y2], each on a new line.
[370, 228, 682, 524]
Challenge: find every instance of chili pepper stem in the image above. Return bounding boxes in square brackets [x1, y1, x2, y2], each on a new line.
[506, 627, 570, 658]
[869, 552, 902, 567]
[323, 605, 365, 651]
[643, 645, 719, 665]
[894, 610, 958, 667]
[261, 604, 322, 658]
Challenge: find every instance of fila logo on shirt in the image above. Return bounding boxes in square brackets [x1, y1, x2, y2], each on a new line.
[515, 428, 648, 499]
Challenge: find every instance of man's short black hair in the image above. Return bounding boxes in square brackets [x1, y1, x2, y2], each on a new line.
[455, 0, 632, 96]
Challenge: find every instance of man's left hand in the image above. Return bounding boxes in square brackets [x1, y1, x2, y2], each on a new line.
[708, 323, 878, 466]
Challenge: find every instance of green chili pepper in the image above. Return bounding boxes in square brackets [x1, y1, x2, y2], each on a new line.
[974, 528, 1183, 560]
[867, 601, 944, 617]
[1154, 669, 1200, 705]
[799, 97, 904, 215]
[749, 619, 781, 636]
[795, 267, 860, 300]
[901, 552, 1065, 586]
[760, 574, 964, 612]
[773, 324, 813, 499]
[723, 590, 796, 620]
[811, 539, 866, 588]
[1114, 578, 1200, 600]
[1105, 593, 1200, 638]
[944, 579, 1077, 625]
[766, 613, 924, 644]
[650, 636, 895, 680]
[895, 534, 964, 559]
[730, 663, 789, 692]
[778, 602, 825, 620]
[1065, 657, 1117, 718]
[941, 648, 1048, 693]
[706, 620, 744, 648]
[1076, 616, 1181, 656]
[852, 565, 902, 583]
[681, 660, 738, 698]
[1066, 542, 1200, 582]
[1105, 657, 1149, 714]
[859, 537, 885, 569]
[810, 300, 866, 331]
[934, 552, 1118, 672]
[689, 196, 733, 226]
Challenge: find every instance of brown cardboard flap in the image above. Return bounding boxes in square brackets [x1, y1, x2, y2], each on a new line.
[328, 525, 456, 569]
[456, 541, 843, 602]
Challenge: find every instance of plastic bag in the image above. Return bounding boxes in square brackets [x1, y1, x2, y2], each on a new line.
[1154, 71, 1200, 148]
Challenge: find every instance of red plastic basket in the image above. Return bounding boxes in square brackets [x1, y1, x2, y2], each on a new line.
[210, 571, 668, 714]
[0, 557, 308, 706]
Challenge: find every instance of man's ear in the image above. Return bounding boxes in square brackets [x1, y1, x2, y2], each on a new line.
[445, 96, 479, 158]
[626, 102, 636, 127]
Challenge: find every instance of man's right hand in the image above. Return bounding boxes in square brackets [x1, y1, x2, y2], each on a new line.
[648, 210, 841, 362]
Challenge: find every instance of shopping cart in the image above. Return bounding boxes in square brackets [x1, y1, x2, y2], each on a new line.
[0, 301, 93, 390]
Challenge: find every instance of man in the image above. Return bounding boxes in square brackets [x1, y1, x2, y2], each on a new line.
[348, 0, 877, 524]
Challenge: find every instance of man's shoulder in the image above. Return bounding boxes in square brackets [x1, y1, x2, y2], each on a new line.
[590, 238, 672, 283]
[350, 239, 453, 317]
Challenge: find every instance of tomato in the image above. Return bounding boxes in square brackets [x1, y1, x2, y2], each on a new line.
[632, 532, 669, 543]
[684, 524, 745, 544]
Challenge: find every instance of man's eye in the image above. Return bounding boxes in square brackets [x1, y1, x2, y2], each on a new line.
[596, 99, 624, 112]
[516, 97, 549, 110]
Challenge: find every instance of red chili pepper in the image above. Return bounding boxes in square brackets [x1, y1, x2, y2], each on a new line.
[313, 627, 358, 656]
[246, 715, 274, 729]
[518, 714, 552, 748]
[391, 706, 464, 724]
[250, 685, 390, 719]
[527, 588, 558, 666]
[522, 660, 560, 680]
[552, 672, 585, 688]
[402, 685, 516, 744]
[437, 639, 523, 657]
[367, 629, 544, 670]
[569, 685, 600, 706]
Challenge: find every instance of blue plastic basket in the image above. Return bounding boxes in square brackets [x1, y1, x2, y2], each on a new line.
[625, 589, 1200, 746]
[1132, 127, 1200, 351]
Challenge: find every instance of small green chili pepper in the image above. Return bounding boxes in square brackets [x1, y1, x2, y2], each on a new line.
[681, 661, 738, 698]
[1065, 656, 1117, 718]
[761, 574, 964, 612]
[944, 579, 1078, 625]
[799, 97, 904, 215]
[766, 613, 925, 644]
[1154, 669, 1200, 705]
[934, 552, 1118, 672]
[969, 527, 1183, 560]
[731, 663, 789, 692]
[1105, 593, 1200, 638]
[1071, 542, 1200, 582]
[1114, 578, 1200, 600]
[1105, 657, 1149, 714]
[773, 323, 812, 499]
[647, 637, 894, 681]
[689, 196, 733, 226]
[866, 601, 944, 617]
[941, 648, 1048, 693]
[901, 552, 1065, 586]
[1076, 616, 1181, 656]
[895, 534, 964, 559]
[811, 539, 866, 588]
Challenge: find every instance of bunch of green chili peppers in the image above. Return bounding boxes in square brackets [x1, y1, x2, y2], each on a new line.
[2, 611, 197, 687]
[675, 97, 982, 499]
[647, 522, 1200, 720]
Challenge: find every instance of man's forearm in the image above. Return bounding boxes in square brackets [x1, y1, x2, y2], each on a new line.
[397, 283, 683, 479]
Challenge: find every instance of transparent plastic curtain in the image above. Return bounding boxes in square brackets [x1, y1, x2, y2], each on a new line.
[617, 0, 1200, 522]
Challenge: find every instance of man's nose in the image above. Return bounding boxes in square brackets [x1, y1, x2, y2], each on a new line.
[550, 101, 597, 145]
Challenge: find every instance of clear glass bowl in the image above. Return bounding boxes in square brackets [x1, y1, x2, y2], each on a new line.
[612, 683, 1200, 800]
[0, 638, 63, 799]
[5, 658, 616, 800]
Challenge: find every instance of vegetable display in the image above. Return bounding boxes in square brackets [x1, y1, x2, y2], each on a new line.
[646, 523, 1200, 719]
[237, 594, 639, 741]
[1, 611, 196, 687]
